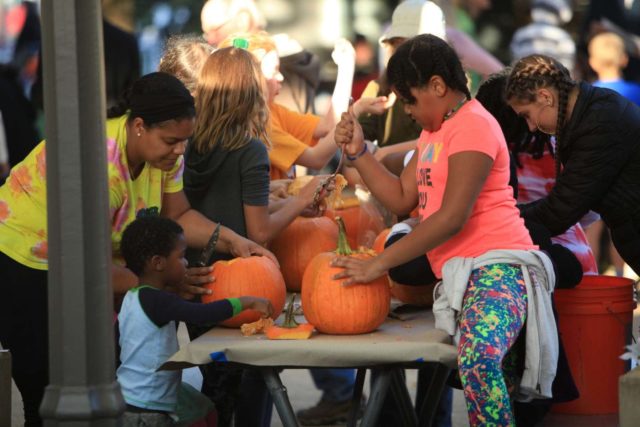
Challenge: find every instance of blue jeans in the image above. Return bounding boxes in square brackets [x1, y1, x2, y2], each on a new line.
[309, 368, 356, 402]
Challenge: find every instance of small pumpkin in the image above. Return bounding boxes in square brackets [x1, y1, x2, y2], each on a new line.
[265, 294, 314, 340]
[372, 228, 435, 307]
[372, 228, 391, 254]
[202, 256, 286, 328]
[270, 216, 338, 291]
[301, 217, 390, 335]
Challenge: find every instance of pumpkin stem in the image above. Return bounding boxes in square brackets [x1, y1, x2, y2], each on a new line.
[282, 293, 300, 328]
[334, 216, 353, 256]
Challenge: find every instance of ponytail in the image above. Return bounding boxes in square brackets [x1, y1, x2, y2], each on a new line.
[107, 87, 132, 119]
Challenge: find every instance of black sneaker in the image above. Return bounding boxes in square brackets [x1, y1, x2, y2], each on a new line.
[296, 397, 363, 426]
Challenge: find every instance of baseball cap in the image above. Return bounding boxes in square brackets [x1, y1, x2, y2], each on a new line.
[379, 0, 446, 45]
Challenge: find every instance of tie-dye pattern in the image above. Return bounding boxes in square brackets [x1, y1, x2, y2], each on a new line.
[0, 115, 184, 270]
[458, 263, 527, 427]
[516, 147, 598, 275]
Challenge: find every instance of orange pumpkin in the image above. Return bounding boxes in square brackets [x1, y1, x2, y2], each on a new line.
[270, 216, 338, 291]
[202, 256, 286, 328]
[372, 228, 391, 254]
[265, 294, 314, 340]
[372, 228, 435, 307]
[324, 196, 384, 249]
[301, 217, 390, 334]
[389, 281, 435, 307]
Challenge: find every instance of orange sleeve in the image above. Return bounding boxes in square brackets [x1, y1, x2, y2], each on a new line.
[267, 103, 321, 179]
[268, 126, 308, 180]
[270, 103, 320, 147]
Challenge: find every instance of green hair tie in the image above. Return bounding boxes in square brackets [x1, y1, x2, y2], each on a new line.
[232, 37, 249, 50]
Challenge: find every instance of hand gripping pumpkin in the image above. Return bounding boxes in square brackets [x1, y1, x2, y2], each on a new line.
[301, 217, 390, 334]
[202, 256, 286, 328]
[372, 228, 435, 307]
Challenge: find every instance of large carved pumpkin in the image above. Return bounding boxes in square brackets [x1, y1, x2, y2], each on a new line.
[372, 228, 435, 307]
[202, 256, 286, 327]
[301, 217, 390, 334]
[270, 216, 338, 291]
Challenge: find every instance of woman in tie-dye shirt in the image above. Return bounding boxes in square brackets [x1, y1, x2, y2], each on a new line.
[0, 72, 275, 426]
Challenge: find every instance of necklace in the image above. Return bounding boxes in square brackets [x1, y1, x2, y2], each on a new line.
[443, 96, 468, 121]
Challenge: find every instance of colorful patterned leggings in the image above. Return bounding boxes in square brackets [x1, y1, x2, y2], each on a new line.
[458, 263, 527, 427]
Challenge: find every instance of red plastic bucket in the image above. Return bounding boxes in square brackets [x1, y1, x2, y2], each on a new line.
[552, 275, 637, 414]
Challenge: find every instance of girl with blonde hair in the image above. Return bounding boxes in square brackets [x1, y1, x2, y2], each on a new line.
[184, 47, 325, 251]
[183, 46, 329, 427]
[219, 31, 388, 180]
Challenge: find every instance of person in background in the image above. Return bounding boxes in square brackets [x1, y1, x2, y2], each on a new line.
[451, 0, 493, 92]
[589, 31, 640, 104]
[351, 33, 379, 100]
[158, 35, 214, 95]
[31, 16, 141, 137]
[580, 0, 640, 83]
[102, 18, 141, 108]
[510, 0, 576, 74]
[0, 64, 40, 185]
[117, 215, 273, 426]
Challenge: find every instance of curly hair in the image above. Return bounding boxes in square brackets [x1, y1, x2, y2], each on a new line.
[505, 55, 576, 177]
[159, 35, 214, 94]
[120, 216, 184, 276]
[386, 34, 470, 104]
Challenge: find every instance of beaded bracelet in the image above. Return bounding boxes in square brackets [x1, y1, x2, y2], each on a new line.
[346, 144, 368, 161]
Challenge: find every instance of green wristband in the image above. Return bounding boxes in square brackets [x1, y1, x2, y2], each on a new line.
[228, 298, 243, 316]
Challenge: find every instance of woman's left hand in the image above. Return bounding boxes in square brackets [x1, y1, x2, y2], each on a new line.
[300, 204, 324, 218]
[269, 179, 292, 199]
[331, 255, 386, 285]
[228, 234, 280, 267]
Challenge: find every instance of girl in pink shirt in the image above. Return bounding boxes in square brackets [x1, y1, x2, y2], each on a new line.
[334, 34, 538, 425]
